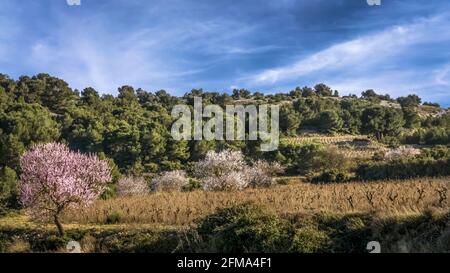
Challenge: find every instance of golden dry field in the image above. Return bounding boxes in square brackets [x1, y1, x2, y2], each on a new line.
[63, 177, 450, 226]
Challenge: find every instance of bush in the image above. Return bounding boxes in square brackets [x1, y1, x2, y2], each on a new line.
[105, 211, 122, 224]
[421, 145, 450, 160]
[402, 128, 449, 145]
[100, 183, 117, 200]
[196, 203, 289, 252]
[356, 157, 450, 181]
[314, 213, 372, 253]
[276, 177, 292, 185]
[184, 178, 202, 191]
[291, 226, 330, 253]
[101, 231, 180, 253]
[117, 176, 149, 196]
[0, 167, 18, 214]
[279, 143, 350, 175]
[151, 170, 189, 192]
[310, 169, 351, 183]
[381, 136, 401, 148]
[30, 235, 71, 252]
[383, 146, 421, 161]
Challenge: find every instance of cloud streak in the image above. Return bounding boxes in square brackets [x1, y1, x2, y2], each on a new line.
[248, 15, 450, 85]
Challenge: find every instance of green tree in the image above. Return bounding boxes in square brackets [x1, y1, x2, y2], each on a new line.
[104, 121, 141, 172]
[280, 105, 301, 136]
[361, 107, 404, 141]
[361, 89, 381, 103]
[0, 102, 60, 170]
[318, 110, 343, 134]
[0, 166, 18, 213]
[190, 140, 216, 161]
[232, 89, 252, 100]
[62, 107, 105, 153]
[402, 107, 420, 129]
[14, 74, 78, 114]
[397, 94, 422, 108]
[314, 84, 333, 97]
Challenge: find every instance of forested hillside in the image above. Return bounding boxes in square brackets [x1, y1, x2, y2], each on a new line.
[1, 73, 450, 212]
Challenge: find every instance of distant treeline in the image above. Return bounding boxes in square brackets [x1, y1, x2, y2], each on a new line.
[1, 73, 449, 175]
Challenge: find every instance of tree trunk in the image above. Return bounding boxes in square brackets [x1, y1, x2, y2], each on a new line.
[376, 131, 382, 142]
[54, 214, 65, 236]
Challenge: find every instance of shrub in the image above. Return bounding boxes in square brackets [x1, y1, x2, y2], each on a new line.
[100, 183, 117, 200]
[276, 177, 292, 186]
[196, 203, 289, 252]
[310, 169, 351, 183]
[101, 231, 180, 253]
[0, 167, 18, 214]
[279, 143, 350, 175]
[383, 146, 421, 161]
[30, 235, 71, 252]
[424, 127, 449, 145]
[105, 211, 122, 224]
[185, 178, 202, 191]
[151, 170, 189, 192]
[402, 128, 449, 145]
[315, 214, 372, 253]
[291, 226, 330, 253]
[117, 176, 149, 196]
[356, 157, 450, 181]
[421, 145, 450, 160]
[381, 136, 401, 148]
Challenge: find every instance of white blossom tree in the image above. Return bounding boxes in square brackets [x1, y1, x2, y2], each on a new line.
[117, 176, 149, 196]
[151, 170, 189, 192]
[194, 150, 282, 191]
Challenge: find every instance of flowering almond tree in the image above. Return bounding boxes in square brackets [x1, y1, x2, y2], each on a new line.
[194, 150, 249, 191]
[117, 176, 149, 196]
[194, 150, 284, 191]
[19, 143, 111, 236]
[151, 170, 189, 192]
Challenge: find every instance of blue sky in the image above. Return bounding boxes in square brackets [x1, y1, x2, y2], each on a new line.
[0, 0, 450, 106]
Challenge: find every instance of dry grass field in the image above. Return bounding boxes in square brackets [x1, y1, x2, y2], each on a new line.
[63, 177, 450, 226]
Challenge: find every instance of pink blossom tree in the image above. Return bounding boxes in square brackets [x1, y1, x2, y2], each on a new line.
[19, 143, 111, 236]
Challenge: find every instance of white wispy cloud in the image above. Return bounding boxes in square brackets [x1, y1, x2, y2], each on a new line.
[433, 65, 450, 87]
[26, 13, 267, 93]
[248, 14, 450, 86]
